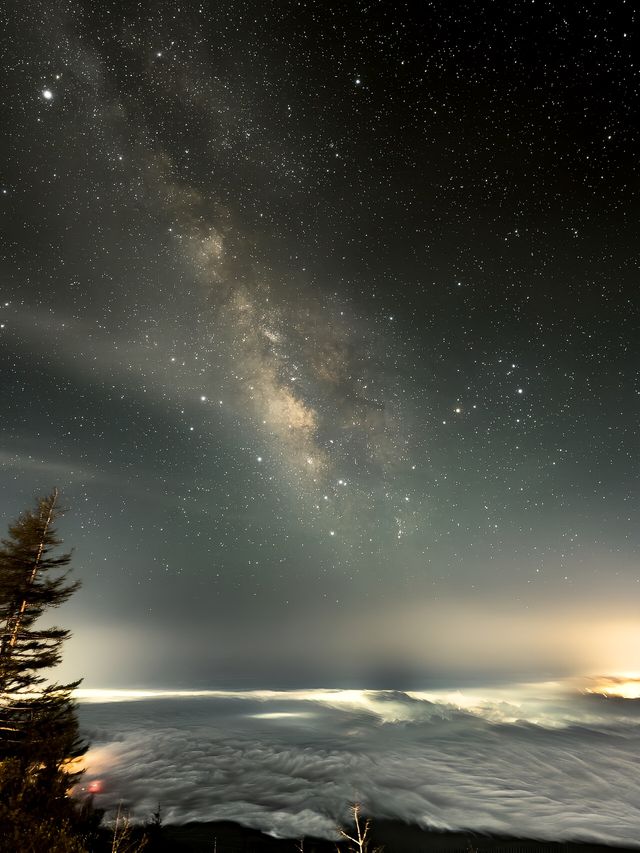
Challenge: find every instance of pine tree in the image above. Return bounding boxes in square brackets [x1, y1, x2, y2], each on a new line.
[0, 490, 88, 850]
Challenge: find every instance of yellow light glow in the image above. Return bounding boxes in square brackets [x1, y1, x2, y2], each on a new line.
[583, 674, 640, 699]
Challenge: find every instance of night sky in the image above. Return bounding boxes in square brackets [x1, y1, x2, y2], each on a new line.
[2, 0, 639, 689]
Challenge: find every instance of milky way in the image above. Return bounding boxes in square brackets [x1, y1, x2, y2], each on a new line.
[1, 0, 639, 689]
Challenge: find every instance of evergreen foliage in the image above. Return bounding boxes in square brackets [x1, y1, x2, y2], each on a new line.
[0, 490, 89, 849]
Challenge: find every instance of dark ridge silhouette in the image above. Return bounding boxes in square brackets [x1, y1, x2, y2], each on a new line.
[154, 819, 639, 853]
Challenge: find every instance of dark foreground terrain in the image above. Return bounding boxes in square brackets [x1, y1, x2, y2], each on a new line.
[151, 819, 638, 853]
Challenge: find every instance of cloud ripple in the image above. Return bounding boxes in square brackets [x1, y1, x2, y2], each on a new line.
[77, 685, 640, 845]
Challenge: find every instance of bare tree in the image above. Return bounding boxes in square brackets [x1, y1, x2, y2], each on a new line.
[337, 803, 384, 853]
[110, 802, 148, 853]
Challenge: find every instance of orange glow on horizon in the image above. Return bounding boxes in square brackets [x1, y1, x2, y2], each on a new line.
[583, 674, 640, 700]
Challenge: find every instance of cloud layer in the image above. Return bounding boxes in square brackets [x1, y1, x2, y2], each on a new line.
[77, 683, 640, 845]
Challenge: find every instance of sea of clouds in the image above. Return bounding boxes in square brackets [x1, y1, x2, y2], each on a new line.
[76, 680, 640, 845]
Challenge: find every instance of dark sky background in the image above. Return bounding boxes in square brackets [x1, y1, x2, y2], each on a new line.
[2, 0, 639, 688]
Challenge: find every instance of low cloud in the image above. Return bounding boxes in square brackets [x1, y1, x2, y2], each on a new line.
[78, 685, 640, 845]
